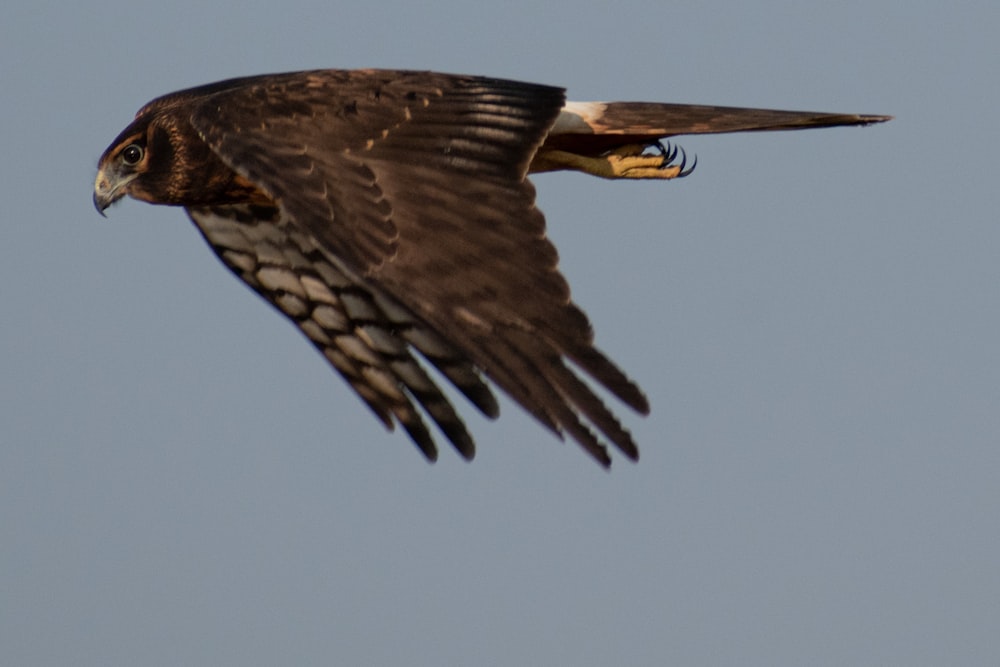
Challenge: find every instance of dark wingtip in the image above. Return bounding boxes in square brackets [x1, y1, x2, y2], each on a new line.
[400, 418, 439, 462]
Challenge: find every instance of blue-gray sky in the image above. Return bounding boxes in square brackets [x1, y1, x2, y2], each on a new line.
[2, 2, 997, 665]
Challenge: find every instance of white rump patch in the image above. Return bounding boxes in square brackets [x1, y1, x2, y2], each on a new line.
[550, 101, 609, 135]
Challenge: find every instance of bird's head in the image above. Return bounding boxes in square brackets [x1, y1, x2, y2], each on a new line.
[93, 116, 176, 215]
[95, 109, 271, 216]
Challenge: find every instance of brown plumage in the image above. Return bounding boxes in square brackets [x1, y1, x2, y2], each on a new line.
[94, 69, 890, 466]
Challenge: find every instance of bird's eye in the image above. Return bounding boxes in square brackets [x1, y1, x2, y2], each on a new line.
[121, 144, 144, 165]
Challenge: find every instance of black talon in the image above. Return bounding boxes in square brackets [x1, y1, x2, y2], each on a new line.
[679, 153, 698, 177]
[675, 146, 688, 173]
[662, 141, 679, 163]
[647, 140, 669, 159]
[649, 140, 696, 176]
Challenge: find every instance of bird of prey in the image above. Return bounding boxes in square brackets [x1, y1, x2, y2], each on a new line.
[94, 69, 890, 467]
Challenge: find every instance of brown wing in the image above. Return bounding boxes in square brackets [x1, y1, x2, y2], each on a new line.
[183, 70, 647, 466]
[186, 203, 497, 461]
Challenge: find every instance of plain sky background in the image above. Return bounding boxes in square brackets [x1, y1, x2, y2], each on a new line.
[2, 1, 997, 665]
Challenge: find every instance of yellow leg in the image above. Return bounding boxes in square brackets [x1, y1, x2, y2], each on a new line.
[530, 142, 695, 180]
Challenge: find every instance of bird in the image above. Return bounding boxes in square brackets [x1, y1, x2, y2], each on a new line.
[94, 69, 890, 467]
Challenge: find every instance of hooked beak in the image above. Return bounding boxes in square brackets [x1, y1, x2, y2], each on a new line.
[93, 189, 110, 217]
[93, 167, 131, 217]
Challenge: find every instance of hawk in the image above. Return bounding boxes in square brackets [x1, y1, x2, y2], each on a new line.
[94, 69, 889, 467]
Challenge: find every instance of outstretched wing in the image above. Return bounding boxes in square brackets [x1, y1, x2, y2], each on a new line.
[186, 203, 498, 461]
[183, 70, 648, 466]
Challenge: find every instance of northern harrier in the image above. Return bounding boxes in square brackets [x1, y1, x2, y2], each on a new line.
[94, 69, 890, 466]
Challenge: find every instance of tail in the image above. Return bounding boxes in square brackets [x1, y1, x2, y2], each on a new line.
[531, 101, 890, 178]
[544, 101, 891, 153]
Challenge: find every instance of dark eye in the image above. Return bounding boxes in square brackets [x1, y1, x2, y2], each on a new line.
[121, 144, 144, 165]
